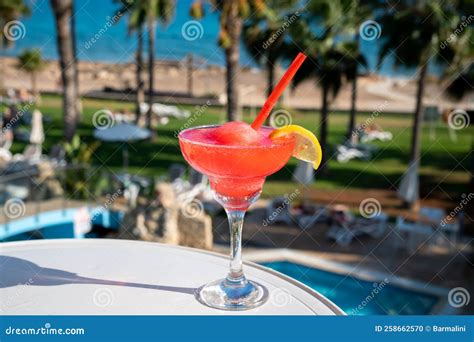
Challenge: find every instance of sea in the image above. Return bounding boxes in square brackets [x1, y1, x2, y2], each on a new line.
[0, 0, 431, 77]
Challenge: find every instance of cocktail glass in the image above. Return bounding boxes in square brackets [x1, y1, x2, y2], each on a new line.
[178, 124, 295, 310]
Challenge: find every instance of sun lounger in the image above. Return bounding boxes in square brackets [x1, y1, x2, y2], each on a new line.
[360, 130, 393, 143]
[419, 206, 460, 251]
[140, 102, 190, 120]
[176, 168, 208, 201]
[139, 102, 150, 115]
[296, 203, 330, 229]
[297, 209, 330, 229]
[327, 209, 388, 246]
[264, 197, 295, 225]
[12, 144, 43, 164]
[169, 166, 219, 215]
[151, 103, 190, 119]
[394, 216, 434, 252]
[393, 207, 453, 253]
[336, 144, 371, 163]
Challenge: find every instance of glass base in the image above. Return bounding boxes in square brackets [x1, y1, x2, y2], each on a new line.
[195, 277, 268, 310]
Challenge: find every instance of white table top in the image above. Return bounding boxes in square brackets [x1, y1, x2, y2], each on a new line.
[0, 239, 343, 315]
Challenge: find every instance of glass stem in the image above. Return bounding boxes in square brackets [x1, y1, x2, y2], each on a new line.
[226, 209, 246, 282]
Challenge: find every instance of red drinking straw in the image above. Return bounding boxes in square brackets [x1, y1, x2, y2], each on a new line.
[251, 52, 307, 130]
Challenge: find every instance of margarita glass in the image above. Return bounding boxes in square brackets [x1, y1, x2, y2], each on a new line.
[179, 122, 295, 310]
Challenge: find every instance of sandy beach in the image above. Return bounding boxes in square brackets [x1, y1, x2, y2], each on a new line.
[1, 56, 471, 113]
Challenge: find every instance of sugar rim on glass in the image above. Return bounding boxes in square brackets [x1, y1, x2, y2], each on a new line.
[177, 124, 294, 149]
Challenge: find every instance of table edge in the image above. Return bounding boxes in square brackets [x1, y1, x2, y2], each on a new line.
[1, 238, 345, 315]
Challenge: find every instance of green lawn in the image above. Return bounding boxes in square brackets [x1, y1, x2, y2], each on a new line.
[7, 94, 473, 198]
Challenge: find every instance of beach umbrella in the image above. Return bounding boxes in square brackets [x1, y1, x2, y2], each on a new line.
[93, 123, 150, 171]
[93, 122, 150, 142]
[293, 160, 314, 185]
[397, 160, 419, 205]
[29, 109, 44, 145]
[292, 160, 314, 202]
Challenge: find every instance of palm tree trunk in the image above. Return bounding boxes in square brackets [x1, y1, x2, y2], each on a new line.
[70, 0, 81, 122]
[319, 85, 329, 172]
[135, 28, 145, 124]
[346, 75, 357, 140]
[266, 59, 275, 98]
[50, 0, 78, 142]
[407, 63, 428, 210]
[0, 52, 4, 92]
[31, 72, 40, 104]
[410, 63, 427, 163]
[187, 54, 194, 96]
[225, 47, 239, 121]
[146, 20, 156, 130]
[224, 4, 242, 121]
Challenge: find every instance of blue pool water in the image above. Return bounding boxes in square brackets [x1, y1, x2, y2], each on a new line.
[262, 261, 440, 315]
[0, 207, 123, 242]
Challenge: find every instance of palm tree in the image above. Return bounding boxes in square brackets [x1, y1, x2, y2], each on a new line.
[50, 0, 79, 142]
[378, 1, 472, 208]
[242, 0, 298, 98]
[114, 0, 147, 124]
[17, 49, 45, 103]
[444, 27, 474, 189]
[0, 0, 30, 91]
[0, 0, 29, 47]
[292, 48, 348, 172]
[446, 63, 474, 101]
[341, 39, 368, 140]
[288, 10, 354, 172]
[144, 0, 175, 130]
[70, 1, 81, 123]
[191, 0, 266, 121]
[444, 27, 474, 101]
[378, 1, 472, 181]
[308, 0, 371, 140]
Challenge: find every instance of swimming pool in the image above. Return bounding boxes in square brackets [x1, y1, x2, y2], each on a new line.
[262, 261, 441, 315]
[0, 207, 123, 242]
